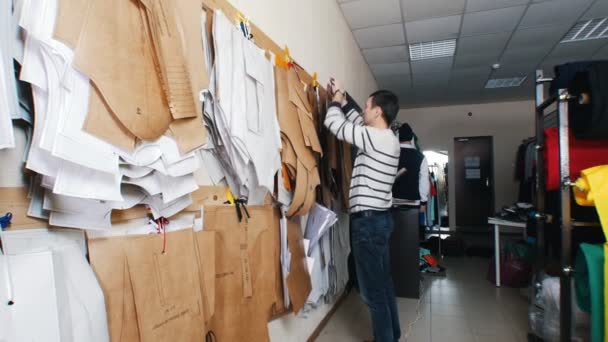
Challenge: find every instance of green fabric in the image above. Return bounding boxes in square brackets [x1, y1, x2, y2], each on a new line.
[575, 243, 604, 342]
[504, 241, 535, 263]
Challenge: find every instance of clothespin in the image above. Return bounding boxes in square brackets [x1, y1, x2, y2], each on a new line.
[0, 213, 12, 230]
[225, 188, 236, 205]
[276, 46, 293, 70]
[236, 12, 252, 40]
[312, 72, 319, 89]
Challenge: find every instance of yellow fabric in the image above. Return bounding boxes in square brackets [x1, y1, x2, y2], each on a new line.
[573, 165, 608, 238]
[605, 243, 608, 342]
[577, 165, 608, 341]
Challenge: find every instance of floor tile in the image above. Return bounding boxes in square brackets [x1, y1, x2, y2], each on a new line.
[430, 314, 471, 333]
[317, 257, 530, 342]
[433, 329, 476, 342]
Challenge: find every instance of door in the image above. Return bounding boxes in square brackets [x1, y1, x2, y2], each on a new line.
[454, 136, 494, 227]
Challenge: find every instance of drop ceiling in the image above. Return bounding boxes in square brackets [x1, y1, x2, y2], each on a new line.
[337, 0, 608, 108]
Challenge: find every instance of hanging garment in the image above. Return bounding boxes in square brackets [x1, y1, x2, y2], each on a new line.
[0, 251, 62, 342]
[204, 205, 277, 342]
[1, 231, 109, 342]
[138, 0, 197, 120]
[275, 66, 320, 217]
[0, 46, 15, 149]
[125, 229, 206, 342]
[88, 236, 141, 342]
[286, 216, 313, 314]
[73, 0, 173, 140]
[209, 10, 281, 197]
[544, 128, 608, 191]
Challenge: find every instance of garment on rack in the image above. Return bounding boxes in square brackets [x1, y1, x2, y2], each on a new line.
[515, 138, 536, 203]
[392, 142, 429, 207]
[544, 128, 608, 191]
[575, 243, 605, 342]
[570, 61, 608, 139]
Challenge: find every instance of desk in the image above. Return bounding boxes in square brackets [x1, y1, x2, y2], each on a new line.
[488, 217, 528, 287]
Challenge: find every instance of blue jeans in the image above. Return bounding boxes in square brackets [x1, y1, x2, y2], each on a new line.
[351, 211, 401, 342]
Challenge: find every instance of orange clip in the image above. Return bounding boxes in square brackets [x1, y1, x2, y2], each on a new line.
[276, 46, 293, 70]
[312, 72, 319, 88]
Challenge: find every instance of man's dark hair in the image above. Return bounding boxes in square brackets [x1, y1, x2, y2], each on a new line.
[369, 90, 399, 125]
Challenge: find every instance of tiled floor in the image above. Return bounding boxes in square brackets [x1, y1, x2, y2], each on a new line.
[317, 257, 529, 342]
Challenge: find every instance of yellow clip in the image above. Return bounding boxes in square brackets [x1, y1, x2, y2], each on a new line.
[312, 72, 319, 87]
[276, 46, 292, 69]
[236, 12, 248, 25]
[226, 188, 236, 205]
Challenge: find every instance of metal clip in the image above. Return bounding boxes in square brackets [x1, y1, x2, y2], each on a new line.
[563, 266, 574, 276]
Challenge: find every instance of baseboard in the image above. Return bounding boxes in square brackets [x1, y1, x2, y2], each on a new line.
[306, 290, 350, 342]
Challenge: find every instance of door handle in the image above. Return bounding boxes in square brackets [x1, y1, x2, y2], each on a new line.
[486, 177, 490, 187]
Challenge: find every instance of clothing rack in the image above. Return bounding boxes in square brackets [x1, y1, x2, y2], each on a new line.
[534, 69, 601, 342]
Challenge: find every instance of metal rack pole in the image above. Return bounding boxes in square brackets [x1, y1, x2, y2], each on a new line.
[534, 70, 547, 264]
[557, 89, 573, 342]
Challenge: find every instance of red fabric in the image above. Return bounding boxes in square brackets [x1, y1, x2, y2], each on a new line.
[423, 254, 438, 267]
[544, 127, 608, 190]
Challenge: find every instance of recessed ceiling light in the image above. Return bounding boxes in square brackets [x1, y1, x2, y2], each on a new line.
[561, 18, 608, 43]
[485, 77, 527, 89]
[409, 39, 456, 61]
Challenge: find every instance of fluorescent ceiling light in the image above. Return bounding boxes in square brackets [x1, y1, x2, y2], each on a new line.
[561, 18, 608, 43]
[409, 39, 456, 61]
[485, 77, 527, 89]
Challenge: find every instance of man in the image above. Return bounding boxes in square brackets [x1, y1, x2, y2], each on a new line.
[324, 78, 401, 342]
[393, 123, 430, 211]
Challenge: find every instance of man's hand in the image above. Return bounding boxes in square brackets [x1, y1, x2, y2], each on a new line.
[419, 205, 426, 213]
[328, 77, 347, 106]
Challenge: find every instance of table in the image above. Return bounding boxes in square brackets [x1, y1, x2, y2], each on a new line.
[488, 217, 528, 287]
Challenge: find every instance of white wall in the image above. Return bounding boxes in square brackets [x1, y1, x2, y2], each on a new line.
[398, 100, 535, 228]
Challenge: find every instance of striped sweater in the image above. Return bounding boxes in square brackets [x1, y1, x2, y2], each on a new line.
[324, 100, 400, 213]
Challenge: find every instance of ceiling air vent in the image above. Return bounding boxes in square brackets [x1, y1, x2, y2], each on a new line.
[485, 77, 527, 89]
[561, 18, 608, 43]
[409, 39, 456, 61]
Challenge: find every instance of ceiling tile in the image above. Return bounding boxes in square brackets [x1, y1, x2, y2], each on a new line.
[405, 15, 462, 43]
[410, 56, 453, 73]
[454, 53, 501, 69]
[461, 6, 527, 36]
[548, 39, 607, 59]
[401, 0, 466, 22]
[490, 62, 537, 77]
[450, 66, 492, 87]
[507, 25, 571, 49]
[353, 24, 406, 49]
[581, 0, 608, 20]
[457, 32, 511, 55]
[371, 62, 411, 76]
[363, 45, 409, 64]
[340, 0, 402, 30]
[376, 74, 412, 90]
[520, 0, 592, 29]
[593, 43, 608, 59]
[466, 0, 530, 13]
[412, 72, 450, 86]
[500, 45, 553, 66]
